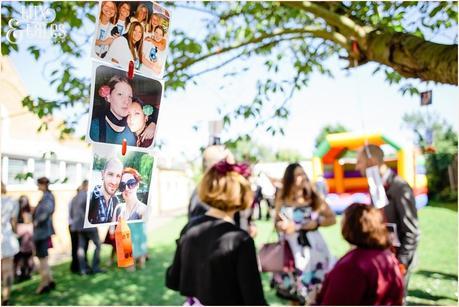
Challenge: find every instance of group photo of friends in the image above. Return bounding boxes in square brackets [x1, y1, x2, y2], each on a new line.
[92, 1, 170, 77]
[88, 64, 162, 149]
[85, 144, 154, 227]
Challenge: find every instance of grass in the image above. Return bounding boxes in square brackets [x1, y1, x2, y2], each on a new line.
[10, 202, 457, 305]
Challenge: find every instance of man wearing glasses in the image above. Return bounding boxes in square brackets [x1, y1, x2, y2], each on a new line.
[88, 158, 123, 224]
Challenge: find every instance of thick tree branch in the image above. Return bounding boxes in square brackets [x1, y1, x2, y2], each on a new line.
[282, 1, 372, 48]
[365, 30, 458, 85]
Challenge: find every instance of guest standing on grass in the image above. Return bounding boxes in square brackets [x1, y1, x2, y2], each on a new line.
[1, 182, 19, 305]
[166, 160, 267, 305]
[316, 203, 404, 305]
[33, 177, 56, 294]
[355, 144, 420, 302]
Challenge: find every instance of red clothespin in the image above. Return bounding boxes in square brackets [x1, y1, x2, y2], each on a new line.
[127, 60, 134, 80]
[122, 138, 127, 156]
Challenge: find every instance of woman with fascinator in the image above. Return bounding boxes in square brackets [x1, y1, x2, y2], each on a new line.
[89, 75, 157, 146]
[166, 160, 267, 305]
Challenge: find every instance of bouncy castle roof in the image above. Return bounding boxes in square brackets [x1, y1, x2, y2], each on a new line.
[314, 132, 401, 164]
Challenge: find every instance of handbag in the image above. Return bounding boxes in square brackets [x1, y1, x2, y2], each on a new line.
[258, 235, 295, 273]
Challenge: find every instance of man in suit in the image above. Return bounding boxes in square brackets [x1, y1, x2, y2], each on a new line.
[356, 144, 420, 301]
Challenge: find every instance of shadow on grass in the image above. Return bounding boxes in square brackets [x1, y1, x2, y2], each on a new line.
[415, 269, 458, 281]
[10, 244, 183, 306]
[408, 289, 456, 304]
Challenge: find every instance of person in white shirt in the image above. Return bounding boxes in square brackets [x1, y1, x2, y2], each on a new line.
[112, 2, 131, 36]
[94, 1, 118, 58]
[129, 4, 148, 29]
[142, 25, 167, 76]
[105, 21, 144, 70]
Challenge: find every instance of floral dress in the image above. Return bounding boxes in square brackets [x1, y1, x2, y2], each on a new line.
[272, 205, 333, 304]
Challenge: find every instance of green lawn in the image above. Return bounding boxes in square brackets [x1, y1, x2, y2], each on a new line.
[10, 202, 457, 305]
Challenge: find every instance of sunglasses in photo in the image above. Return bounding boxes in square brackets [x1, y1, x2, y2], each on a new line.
[119, 178, 138, 192]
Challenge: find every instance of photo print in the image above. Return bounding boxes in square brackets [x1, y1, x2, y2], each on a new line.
[87, 63, 163, 149]
[91, 1, 171, 78]
[84, 143, 155, 227]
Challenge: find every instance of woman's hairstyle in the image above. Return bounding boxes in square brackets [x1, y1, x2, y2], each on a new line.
[99, 1, 117, 24]
[126, 21, 144, 63]
[122, 167, 142, 182]
[115, 2, 131, 27]
[198, 165, 253, 212]
[342, 203, 390, 249]
[134, 4, 148, 22]
[147, 13, 160, 33]
[154, 25, 165, 36]
[37, 177, 50, 190]
[18, 195, 32, 220]
[281, 163, 322, 211]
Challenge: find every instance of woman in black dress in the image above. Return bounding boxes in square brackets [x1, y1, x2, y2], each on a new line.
[166, 160, 267, 305]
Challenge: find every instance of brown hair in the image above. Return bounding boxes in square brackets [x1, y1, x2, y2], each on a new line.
[126, 21, 144, 64]
[122, 167, 142, 183]
[134, 4, 148, 22]
[281, 163, 322, 211]
[115, 2, 131, 27]
[107, 75, 133, 95]
[99, 1, 117, 24]
[342, 203, 390, 249]
[198, 167, 253, 212]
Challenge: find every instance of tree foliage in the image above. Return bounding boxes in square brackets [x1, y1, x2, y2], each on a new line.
[1, 1, 457, 139]
[402, 110, 458, 201]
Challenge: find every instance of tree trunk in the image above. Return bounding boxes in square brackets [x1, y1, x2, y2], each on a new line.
[364, 30, 458, 85]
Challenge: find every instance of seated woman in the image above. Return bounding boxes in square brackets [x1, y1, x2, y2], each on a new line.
[166, 160, 267, 305]
[113, 167, 147, 222]
[316, 203, 404, 305]
[127, 98, 158, 148]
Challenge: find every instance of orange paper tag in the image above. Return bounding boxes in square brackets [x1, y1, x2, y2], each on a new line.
[115, 218, 134, 267]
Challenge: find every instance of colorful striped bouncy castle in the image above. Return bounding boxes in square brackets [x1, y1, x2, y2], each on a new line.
[313, 132, 428, 213]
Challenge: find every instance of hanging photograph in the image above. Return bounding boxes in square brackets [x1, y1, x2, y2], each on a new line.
[91, 1, 171, 78]
[86, 63, 163, 149]
[84, 143, 155, 227]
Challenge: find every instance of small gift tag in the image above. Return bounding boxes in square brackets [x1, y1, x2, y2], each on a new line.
[115, 217, 134, 267]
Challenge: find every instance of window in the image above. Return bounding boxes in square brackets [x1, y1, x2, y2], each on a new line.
[49, 161, 61, 183]
[35, 160, 47, 178]
[7, 158, 28, 184]
[66, 162, 78, 184]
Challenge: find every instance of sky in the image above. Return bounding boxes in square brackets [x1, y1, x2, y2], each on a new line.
[8, 2, 459, 164]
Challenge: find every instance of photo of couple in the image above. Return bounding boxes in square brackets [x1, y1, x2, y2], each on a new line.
[92, 1, 170, 77]
[84, 144, 154, 226]
[88, 64, 162, 149]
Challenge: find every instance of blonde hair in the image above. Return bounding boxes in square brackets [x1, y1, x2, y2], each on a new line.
[198, 168, 253, 212]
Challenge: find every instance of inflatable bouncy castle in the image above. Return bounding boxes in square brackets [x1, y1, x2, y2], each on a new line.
[312, 132, 428, 213]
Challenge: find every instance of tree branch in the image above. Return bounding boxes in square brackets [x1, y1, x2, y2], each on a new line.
[282, 1, 372, 47]
[167, 26, 346, 78]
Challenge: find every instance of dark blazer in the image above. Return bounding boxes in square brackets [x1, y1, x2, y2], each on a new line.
[33, 191, 55, 241]
[166, 215, 267, 306]
[383, 171, 420, 267]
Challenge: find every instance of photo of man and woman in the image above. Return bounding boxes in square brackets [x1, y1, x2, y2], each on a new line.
[92, 1, 170, 77]
[84, 143, 155, 227]
[87, 64, 162, 148]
